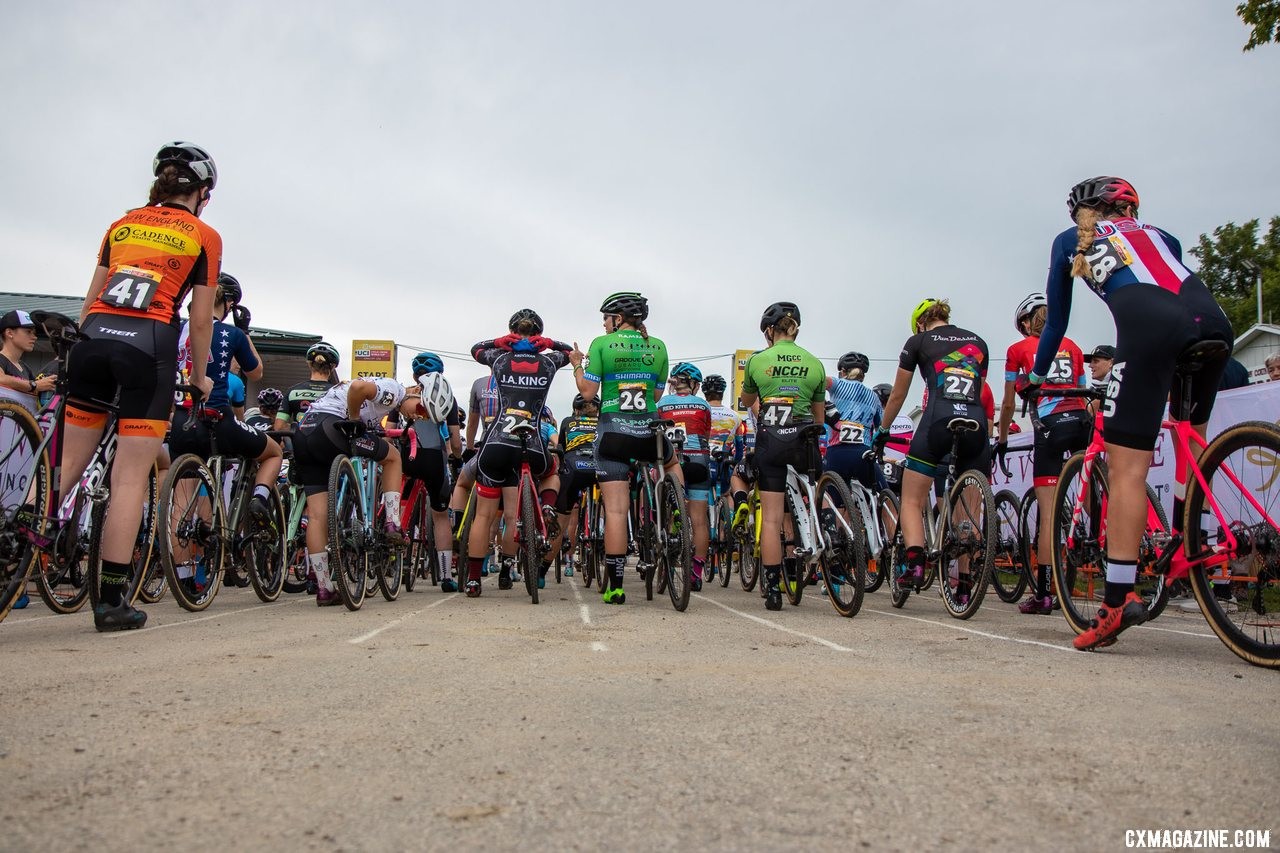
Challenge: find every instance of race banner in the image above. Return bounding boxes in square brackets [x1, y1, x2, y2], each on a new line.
[732, 348, 754, 412]
[352, 339, 397, 379]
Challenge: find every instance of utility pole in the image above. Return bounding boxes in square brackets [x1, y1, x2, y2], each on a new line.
[1241, 259, 1262, 326]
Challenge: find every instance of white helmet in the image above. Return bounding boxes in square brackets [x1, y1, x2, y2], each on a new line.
[1015, 292, 1047, 333]
[417, 373, 454, 423]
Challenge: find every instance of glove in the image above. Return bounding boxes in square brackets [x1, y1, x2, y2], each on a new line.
[823, 401, 840, 427]
[230, 304, 252, 333]
[1017, 372, 1045, 402]
[461, 447, 477, 463]
[493, 333, 521, 351]
[528, 335, 555, 352]
[872, 427, 890, 456]
[995, 439, 1008, 462]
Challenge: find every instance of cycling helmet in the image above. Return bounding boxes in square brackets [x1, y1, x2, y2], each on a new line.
[508, 308, 544, 335]
[541, 406, 553, 420]
[573, 394, 601, 409]
[307, 342, 340, 367]
[670, 362, 703, 383]
[153, 141, 217, 189]
[216, 272, 242, 305]
[411, 351, 445, 378]
[759, 301, 801, 332]
[1067, 176, 1139, 219]
[910, 298, 940, 333]
[1014, 292, 1047, 333]
[872, 383, 892, 407]
[838, 351, 870, 373]
[417, 373, 455, 423]
[702, 374, 728, 396]
[256, 388, 284, 408]
[599, 291, 649, 321]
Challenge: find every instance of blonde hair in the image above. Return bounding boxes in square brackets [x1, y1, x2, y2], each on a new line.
[1070, 201, 1136, 279]
[767, 316, 800, 340]
[1027, 305, 1047, 336]
[841, 367, 866, 381]
[916, 300, 951, 330]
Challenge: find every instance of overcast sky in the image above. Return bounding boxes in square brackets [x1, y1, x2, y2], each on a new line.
[2, 1, 1277, 418]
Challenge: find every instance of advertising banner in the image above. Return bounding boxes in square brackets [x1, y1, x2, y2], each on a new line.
[732, 349, 754, 412]
[352, 339, 397, 379]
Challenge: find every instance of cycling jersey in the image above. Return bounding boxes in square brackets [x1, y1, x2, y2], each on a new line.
[282, 379, 334, 424]
[177, 319, 258, 410]
[826, 377, 882, 450]
[583, 329, 669, 416]
[307, 377, 406, 426]
[656, 392, 711, 453]
[468, 375, 500, 442]
[559, 415, 598, 455]
[244, 412, 274, 434]
[900, 325, 990, 477]
[1005, 335, 1087, 420]
[0, 352, 37, 415]
[742, 341, 826, 428]
[227, 374, 246, 410]
[707, 404, 743, 460]
[470, 338, 569, 489]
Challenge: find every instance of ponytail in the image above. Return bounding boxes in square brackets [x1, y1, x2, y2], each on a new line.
[1070, 207, 1102, 279]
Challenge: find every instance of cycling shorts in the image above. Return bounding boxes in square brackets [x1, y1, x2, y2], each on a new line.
[63, 314, 178, 438]
[754, 426, 817, 493]
[400, 440, 451, 512]
[823, 443, 880, 492]
[1031, 410, 1090, 487]
[905, 415, 991, 479]
[475, 440, 554, 491]
[555, 452, 598, 514]
[594, 414, 673, 484]
[292, 412, 389, 496]
[681, 450, 712, 503]
[169, 406, 268, 462]
[1103, 279, 1232, 451]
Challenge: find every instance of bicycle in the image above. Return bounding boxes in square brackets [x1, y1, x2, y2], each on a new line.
[879, 416, 997, 619]
[731, 486, 761, 593]
[619, 419, 693, 611]
[990, 448, 1033, 604]
[327, 422, 407, 609]
[1045, 343, 1280, 666]
[277, 450, 313, 595]
[576, 482, 605, 589]
[837, 448, 900, 595]
[158, 395, 287, 611]
[385, 426, 448, 593]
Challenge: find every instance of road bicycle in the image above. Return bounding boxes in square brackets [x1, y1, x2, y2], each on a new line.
[385, 426, 441, 593]
[838, 449, 900, 595]
[879, 416, 997, 619]
[731, 485, 761, 593]
[619, 419, 693, 611]
[1045, 341, 1280, 667]
[576, 481, 605, 589]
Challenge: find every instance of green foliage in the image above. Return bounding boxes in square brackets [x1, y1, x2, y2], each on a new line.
[1190, 217, 1280, 335]
[1238, 0, 1280, 50]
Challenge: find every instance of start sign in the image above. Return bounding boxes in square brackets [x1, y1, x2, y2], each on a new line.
[352, 339, 397, 379]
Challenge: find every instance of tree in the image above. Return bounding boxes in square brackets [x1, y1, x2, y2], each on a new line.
[1238, 0, 1280, 50]
[1189, 217, 1280, 335]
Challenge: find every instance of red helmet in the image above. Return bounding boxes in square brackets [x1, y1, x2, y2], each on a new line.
[1067, 177, 1139, 219]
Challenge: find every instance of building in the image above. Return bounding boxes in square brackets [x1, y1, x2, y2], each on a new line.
[1233, 323, 1280, 383]
[0, 291, 322, 400]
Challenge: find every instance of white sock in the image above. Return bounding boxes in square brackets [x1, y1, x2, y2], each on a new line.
[253, 484, 270, 500]
[439, 550, 453, 580]
[309, 552, 333, 592]
[382, 491, 401, 525]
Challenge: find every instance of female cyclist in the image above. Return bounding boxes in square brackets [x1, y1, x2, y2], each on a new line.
[824, 351, 884, 491]
[403, 353, 461, 591]
[876, 299, 991, 604]
[1029, 177, 1232, 650]
[997, 292, 1090, 615]
[570, 292, 677, 604]
[739, 302, 826, 612]
[275, 342, 342, 429]
[59, 142, 220, 631]
[658, 362, 713, 591]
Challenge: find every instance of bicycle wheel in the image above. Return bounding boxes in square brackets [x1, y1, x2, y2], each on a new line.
[717, 497, 734, 588]
[781, 490, 804, 607]
[939, 469, 995, 619]
[520, 477, 539, 604]
[245, 485, 286, 602]
[158, 454, 226, 612]
[816, 472, 866, 617]
[0, 401, 43, 619]
[376, 527, 404, 602]
[137, 542, 167, 604]
[1138, 484, 1171, 621]
[990, 489, 1028, 603]
[1017, 487, 1039, 588]
[875, 489, 899, 595]
[34, 487, 92, 614]
[847, 487, 880, 594]
[403, 489, 427, 592]
[1050, 452, 1104, 633]
[1183, 421, 1280, 668]
[637, 478, 657, 602]
[455, 487, 476, 572]
[328, 455, 367, 610]
[657, 477, 692, 611]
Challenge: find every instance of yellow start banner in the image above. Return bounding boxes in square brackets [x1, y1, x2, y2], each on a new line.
[732, 348, 754, 412]
[352, 339, 397, 379]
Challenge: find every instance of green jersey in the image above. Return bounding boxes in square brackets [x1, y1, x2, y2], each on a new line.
[584, 329, 669, 416]
[742, 341, 826, 428]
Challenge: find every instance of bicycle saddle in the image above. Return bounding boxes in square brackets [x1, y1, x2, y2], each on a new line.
[1174, 340, 1230, 374]
[946, 417, 982, 433]
[798, 423, 826, 441]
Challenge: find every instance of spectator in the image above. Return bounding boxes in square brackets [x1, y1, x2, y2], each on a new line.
[1087, 344, 1115, 390]
[1266, 353, 1280, 382]
[1218, 357, 1250, 391]
[0, 310, 56, 415]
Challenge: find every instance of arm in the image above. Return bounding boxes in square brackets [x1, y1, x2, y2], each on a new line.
[81, 264, 109, 322]
[448, 425, 462, 457]
[998, 379, 1016, 443]
[345, 380, 378, 421]
[569, 340, 599, 399]
[241, 335, 264, 382]
[187, 284, 216, 400]
[1032, 233, 1076, 377]
[879, 368, 915, 427]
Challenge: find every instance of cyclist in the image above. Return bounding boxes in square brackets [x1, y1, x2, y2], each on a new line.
[546, 394, 600, 578]
[402, 353, 462, 591]
[0, 310, 56, 416]
[275, 342, 341, 429]
[739, 302, 826, 611]
[447, 364, 500, 544]
[997, 292, 1090, 615]
[464, 310, 571, 597]
[875, 298, 991, 603]
[824, 351, 883, 491]
[704, 373, 743, 578]
[1028, 177, 1232, 650]
[658, 362, 713, 591]
[58, 142, 220, 630]
[292, 376, 420, 605]
[246, 388, 284, 433]
[570, 291, 676, 604]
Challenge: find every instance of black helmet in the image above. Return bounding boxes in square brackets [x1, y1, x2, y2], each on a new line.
[307, 342, 340, 367]
[872, 383, 892, 407]
[599, 291, 649, 321]
[1067, 176, 1139, 219]
[256, 387, 284, 408]
[838, 351, 869, 373]
[216, 272, 242, 306]
[508, 308, 544, 335]
[573, 393, 600, 409]
[153, 141, 217, 189]
[702, 374, 727, 396]
[760, 301, 801, 332]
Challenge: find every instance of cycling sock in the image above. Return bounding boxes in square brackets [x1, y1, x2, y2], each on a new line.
[381, 491, 401, 524]
[905, 546, 926, 571]
[499, 554, 515, 578]
[468, 556, 485, 582]
[733, 490, 748, 510]
[439, 550, 453, 580]
[99, 559, 130, 606]
[253, 484, 271, 501]
[1035, 563, 1050, 599]
[1104, 558, 1138, 607]
[539, 561, 551, 579]
[692, 556, 704, 581]
[763, 563, 782, 591]
[309, 552, 332, 592]
[540, 489, 557, 507]
[605, 554, 626, 589]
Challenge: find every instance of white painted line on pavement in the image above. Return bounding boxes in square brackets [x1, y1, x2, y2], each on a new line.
[1136, 624, 1216, 639]
[104, 596, 308, 636]
[348, 594, 457, 645]
[693, 594, 854, 652]
[568, 576, 591, 625]
[591, 641, 609, 652]
[864, 607, 1074, 652]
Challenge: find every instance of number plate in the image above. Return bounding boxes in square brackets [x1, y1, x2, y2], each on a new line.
[665, 424, 687, 445]
[618, 383, 648, 412]
[500, 407, 533, 435]
[102, 266, 161, 311]
[940, 367, 978, 403]
[837, 420, 865, 444]
[760, 396, 794, 427]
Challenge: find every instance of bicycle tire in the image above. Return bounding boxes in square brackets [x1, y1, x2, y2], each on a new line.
[403, 488, 426, 592]
[816, 472, 866, 617]
[34, 486, 92, 614]
[455, 487, 476, 576]
[738, 531, 759, 592]
[281, 486, 310, 594]
[874, 489, 899, 595]
[990, 488, 1028, 603]
[846, 487, 879, 594]
[159, 454, 226, 612]
[658, 477, 692, 611]
[1183, 421, 1280, 668]
[1017, 486, 1039, 591]
[520, 477, 539, 604]
[0, 401, 43, 620]
[638, 476, 657, 602]
[1140, 483, 1171, 621]
[715, 496, 734, 588]
[137, 543, 167, 604]
[888, 535, 910, 608]
[781, 490, 803, 607]
[939, 469, 995, 619]
[328, 455, 367, 610]
[245, 485, 286, 602]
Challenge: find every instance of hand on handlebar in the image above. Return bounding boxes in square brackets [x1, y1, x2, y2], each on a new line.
[1016, 373, 1044, 402]
[994, 439, 1011, 478]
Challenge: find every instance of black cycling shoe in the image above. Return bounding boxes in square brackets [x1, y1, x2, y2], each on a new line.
[94, 601, 147, 632]
[498, 573, 513, 591]
[224, 569, 250, 588]
[764, 587, 783, 612]
[249, 493, 276, 533]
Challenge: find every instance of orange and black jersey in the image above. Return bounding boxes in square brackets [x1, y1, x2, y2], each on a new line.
[91, 203, 222, 326]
